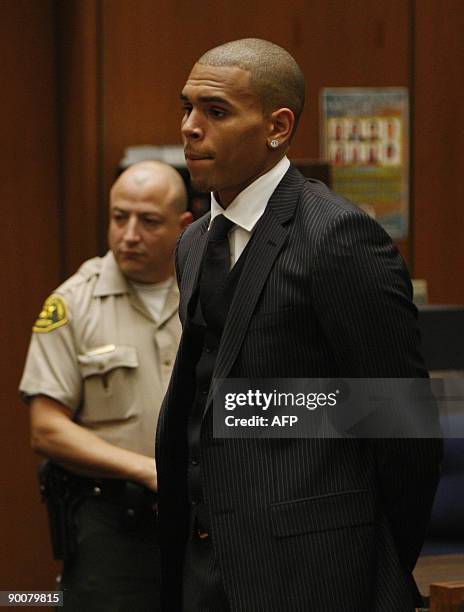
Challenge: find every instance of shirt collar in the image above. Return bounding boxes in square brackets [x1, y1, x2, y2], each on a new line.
[93, 251, 179, 323]
[93, 251, 129, 297]
[210, 156, 290, 231]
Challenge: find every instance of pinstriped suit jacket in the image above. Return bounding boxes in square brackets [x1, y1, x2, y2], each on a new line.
[156, 166, 442, 611]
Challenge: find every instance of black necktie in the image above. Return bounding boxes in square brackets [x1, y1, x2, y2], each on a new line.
[199, 214, 234, 314]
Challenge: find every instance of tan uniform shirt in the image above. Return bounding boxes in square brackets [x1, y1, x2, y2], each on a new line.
[19, 251, 180, 457]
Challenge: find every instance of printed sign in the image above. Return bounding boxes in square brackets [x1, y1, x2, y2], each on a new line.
[321, 88, 409, 239]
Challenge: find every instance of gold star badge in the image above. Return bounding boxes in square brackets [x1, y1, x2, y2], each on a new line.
[33, 295, 68, 333]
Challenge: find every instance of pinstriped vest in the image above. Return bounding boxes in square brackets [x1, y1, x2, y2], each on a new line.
[186, 245, 249, 532]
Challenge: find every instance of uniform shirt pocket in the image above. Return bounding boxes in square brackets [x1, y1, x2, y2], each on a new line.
[77, 345, 139, 423]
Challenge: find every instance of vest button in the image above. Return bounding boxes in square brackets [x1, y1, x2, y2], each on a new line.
[191, 457, 199, 466]
[204, 345, 211, 353]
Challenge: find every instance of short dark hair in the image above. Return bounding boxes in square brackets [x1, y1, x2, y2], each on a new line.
[198, 38, 305, 134]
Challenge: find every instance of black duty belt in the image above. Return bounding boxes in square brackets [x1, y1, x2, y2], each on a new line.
[39, 461, 158, 559]
[71, 474, 157, 508]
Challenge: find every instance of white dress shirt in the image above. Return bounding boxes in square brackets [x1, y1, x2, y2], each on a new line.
[209, 156, 290, 267]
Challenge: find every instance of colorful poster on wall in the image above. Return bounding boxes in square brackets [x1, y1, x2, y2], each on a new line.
[321, 88, 409, 239]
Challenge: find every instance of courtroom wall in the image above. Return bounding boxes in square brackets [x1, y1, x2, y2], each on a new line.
[1, 0, 463, 595]
[1, 0, 61, 591]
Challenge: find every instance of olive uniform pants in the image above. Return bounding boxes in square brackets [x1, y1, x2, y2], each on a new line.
[59, 497, 160, 611]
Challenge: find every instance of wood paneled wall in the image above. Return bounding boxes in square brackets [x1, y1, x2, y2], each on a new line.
[56, 0, 101, 274]
[1, 0, 60, 591]
[1, 0, 463, 595]
[414, 0, 464, 304]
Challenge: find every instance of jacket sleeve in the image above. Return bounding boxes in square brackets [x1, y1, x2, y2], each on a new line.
[312, 208, 442, 572]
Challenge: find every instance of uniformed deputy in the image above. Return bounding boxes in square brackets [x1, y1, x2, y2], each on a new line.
[19, 161, 192, 611]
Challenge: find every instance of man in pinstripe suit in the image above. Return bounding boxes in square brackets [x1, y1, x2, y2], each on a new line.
[156, 38, 442, 611]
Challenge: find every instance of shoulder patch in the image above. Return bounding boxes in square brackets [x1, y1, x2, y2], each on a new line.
[33, 294, 68, 333]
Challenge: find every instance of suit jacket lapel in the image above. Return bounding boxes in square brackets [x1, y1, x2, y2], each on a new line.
[208, 166, 305, 407]
[178, 215, 209, 325]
